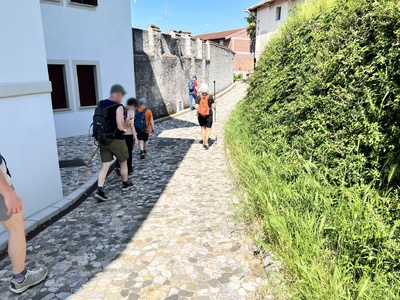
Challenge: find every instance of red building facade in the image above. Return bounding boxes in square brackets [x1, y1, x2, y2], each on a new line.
[195, 28, 254, 75]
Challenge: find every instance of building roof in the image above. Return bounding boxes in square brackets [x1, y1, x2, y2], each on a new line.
[194, 28, 246, 41]
[246, 0, 277, 12]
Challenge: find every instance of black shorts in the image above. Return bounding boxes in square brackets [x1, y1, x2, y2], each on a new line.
[137, 132, 149, 142]
[198, 115, 213, 128]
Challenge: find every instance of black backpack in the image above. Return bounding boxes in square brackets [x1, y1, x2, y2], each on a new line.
[92, 101, 119, 145]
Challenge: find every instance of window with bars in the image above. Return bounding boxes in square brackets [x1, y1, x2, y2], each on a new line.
[48, 64, 69, 110]
[76, 65, 98, 107]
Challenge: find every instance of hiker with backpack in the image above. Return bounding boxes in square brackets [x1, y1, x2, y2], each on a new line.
[92, 84, 134, 202]
[0, 154, 48, 294]
[115, 98, 139, 176]
[195, 83, 216, 150]
[135, 98, 155, 160]
[188, 75, 198, 111]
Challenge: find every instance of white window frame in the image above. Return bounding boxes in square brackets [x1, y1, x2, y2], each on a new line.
[276, 6, 282, 21]
[47, 59, 73, 113]
[72, 60, 102, 110]
[68, 0, 98, 9]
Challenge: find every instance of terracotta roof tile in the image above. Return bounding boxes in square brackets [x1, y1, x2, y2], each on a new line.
[194, 28, 246, 41]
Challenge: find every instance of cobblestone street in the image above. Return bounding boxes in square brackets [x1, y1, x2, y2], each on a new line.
[0, 83, 266, 299]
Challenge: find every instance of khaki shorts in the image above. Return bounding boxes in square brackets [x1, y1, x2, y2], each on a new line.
[100, 139, 129, 163]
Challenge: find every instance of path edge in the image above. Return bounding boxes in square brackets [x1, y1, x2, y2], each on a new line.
[0, 82, 238, 252]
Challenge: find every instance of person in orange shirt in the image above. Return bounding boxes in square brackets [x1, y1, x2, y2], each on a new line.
[134, 98, 155, 159]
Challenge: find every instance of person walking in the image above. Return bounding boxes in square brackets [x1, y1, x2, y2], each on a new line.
[94, 84, 134, 202]
[135, 98, 155, 160]
[195, 83, 216, 150]
[115, 98, 139, 176]
[188, 75, 198, 111]
[0, 154, 48, 294]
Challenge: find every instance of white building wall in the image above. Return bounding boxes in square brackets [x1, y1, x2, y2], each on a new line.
[255, 0, 296, 60]
[0, 0, 63, 229]
[40, 0, 136, 138]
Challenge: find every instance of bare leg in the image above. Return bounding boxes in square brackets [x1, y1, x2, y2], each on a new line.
[206, 128, 212, 144]
[119, 160, 128, 182]
[2, 213, 26, 274]
[98, 162, 111, 187]
[144, 141, 149, 151]
[201, 127, 207, 144]
[139, 140, 144, 151]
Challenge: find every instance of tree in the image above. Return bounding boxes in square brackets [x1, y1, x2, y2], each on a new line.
[245, 11, 256, 54]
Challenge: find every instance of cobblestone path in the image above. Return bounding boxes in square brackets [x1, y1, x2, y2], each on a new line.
[0, 83, 266, 299]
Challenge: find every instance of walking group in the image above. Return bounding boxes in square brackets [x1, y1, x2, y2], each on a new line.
[0, 77, 217, 294]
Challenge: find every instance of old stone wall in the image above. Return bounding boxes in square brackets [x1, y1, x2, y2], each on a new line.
[133, 26, 235, 118]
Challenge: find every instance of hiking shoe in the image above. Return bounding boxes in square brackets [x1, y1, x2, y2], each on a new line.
[10, 266, 48, 294]
[122, 181, 134, 191]
[115, 168, 121, 176]
[94, 190, 108, 202]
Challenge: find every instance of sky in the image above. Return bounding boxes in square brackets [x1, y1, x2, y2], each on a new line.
[131, 0, 256, 36]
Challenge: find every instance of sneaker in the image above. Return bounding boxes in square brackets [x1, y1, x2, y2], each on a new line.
[144, 150, 147, 154]
[115, 168, 121, 176]
[10, 266, 48, 294]
[140, 153, 145, 159]
[94, 190, 108, 202]
[122, 181, 134, 191]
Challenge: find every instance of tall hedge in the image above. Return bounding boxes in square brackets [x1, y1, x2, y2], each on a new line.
[249, 0, 400, 187]
[227, 0, 400, 298]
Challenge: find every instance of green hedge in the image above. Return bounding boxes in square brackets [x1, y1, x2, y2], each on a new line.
[226, 0, 400, 298]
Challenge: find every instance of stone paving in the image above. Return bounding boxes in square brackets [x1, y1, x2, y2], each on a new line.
[58, 135, 100, 197]
[0, 83, 267, 299]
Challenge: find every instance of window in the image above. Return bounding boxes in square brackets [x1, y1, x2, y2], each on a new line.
[76, 65, 98, 107]
[70, 0, 98, 6]
[48, 65, 68, 110]
[276, 6, 282, 21]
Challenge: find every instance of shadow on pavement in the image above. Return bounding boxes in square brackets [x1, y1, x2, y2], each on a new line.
[0, 119, 199, 300]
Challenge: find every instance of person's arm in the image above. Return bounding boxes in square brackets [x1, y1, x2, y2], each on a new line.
[116, 106, 131, 131]
[131, 112, 138, 146]
[0, 172, 23, 215]
[194, 95, 200, 110]
[211, 95, 216, 109]
[150, 118, 155, 133]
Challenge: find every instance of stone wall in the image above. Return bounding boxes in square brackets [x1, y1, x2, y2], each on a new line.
[133, 26, 235, 118]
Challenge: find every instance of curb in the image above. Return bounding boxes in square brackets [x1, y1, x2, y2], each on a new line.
[0, 82, 238, 252]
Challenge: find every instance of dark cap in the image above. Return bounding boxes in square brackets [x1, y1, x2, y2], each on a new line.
[110, 84, 127, 95]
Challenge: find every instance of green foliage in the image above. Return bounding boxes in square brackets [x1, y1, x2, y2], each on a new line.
[245, 11, 257, 41]
[234, 73, 244, 82]
[226, 0, 400, 298]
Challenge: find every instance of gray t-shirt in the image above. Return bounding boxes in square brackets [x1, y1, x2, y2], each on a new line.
[0, 154, 12, 186]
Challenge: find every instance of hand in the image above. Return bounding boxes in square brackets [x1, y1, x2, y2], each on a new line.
[212, 103, 216, 109]
[194, 104, 199, 110]
[133, 139, 138, 148]
[151, 128, 155, 133]
[127, 120, 134, 128]
[4, 190, 23, 215]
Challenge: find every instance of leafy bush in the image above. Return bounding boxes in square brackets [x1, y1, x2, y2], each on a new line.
[226, 0, 400, 298]
[234, 73, 244, 82]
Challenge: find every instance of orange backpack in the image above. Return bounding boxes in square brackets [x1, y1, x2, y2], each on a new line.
[198, 94, 211, 117]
